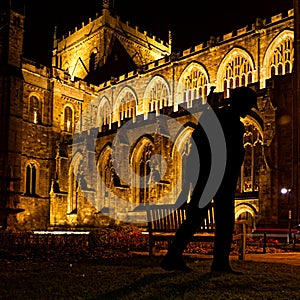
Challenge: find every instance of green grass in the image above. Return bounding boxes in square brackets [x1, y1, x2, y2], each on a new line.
[0, 254, 299, 300]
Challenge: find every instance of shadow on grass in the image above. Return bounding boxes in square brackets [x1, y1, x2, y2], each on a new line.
[100, 268, 216, 299]
[1, 253, 300, 299]
[97, 255, 230, 299]
[93, 255, 300, 300]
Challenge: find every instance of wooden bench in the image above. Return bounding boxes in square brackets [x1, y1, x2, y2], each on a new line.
[143, 203, 246, 260]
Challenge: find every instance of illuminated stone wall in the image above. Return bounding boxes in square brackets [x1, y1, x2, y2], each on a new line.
[53, 6, 171, 81]
[1, 1, 298, 230]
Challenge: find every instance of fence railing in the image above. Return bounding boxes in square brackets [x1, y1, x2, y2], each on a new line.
[246, 232, 299, 253]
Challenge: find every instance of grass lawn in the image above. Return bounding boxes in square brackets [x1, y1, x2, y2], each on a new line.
[0, 254, 299, 300]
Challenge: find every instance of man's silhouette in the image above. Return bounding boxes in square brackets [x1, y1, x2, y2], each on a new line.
[160, 86, 257, 273]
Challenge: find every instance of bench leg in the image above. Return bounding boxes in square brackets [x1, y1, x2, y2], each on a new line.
[238, 223, 246, 260]
[149, 238, 154, 256]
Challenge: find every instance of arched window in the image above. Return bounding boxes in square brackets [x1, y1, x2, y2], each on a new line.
[148, 81, 169, 114]
[25, 162, 37, 195]
[97, 147, 113, 206]
[118, 92, 136, 124]
[238, 122, 263, 193]
[139, 144, 153, 203]
[64, 106, 73, 132]
[89, 52, 97, 72]
[144, 76, 171, 116]
[99, 103, 110, 128]
[222, 56, 253, 97]
[96, 98, 112, 131]
[29, 95, 41, 124]
[183, 69, 208, 106]
[269, 37, 294, 76]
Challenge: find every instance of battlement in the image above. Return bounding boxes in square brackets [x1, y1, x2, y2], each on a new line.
[52, 4, 294, 92]
[22, 58, 51, 77]
[52, 67, 100, 94]
[112, 15, 171, 51]
[55, 13, 103, 52]
[97, 54, 174, 90]
[89, 5, 294, 90]
[54, 5, 171, 54]
[178, 6, 294, 58]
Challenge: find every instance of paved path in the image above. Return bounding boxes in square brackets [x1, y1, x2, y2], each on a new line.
[244, 252, 300, 266]
[134, 250, 300, 266]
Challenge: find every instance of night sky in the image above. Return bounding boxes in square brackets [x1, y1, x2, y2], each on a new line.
[22, 0, 293, 66]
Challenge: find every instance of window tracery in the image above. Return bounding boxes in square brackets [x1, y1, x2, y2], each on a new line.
[183, 68, 208, 106]
[222, 56, 253, 97]
[98, 100, 111, 129]
[117, 91, 136, 124]
[270, 37, 293, 77]
[148, 81, 169, 114]
[238, 123, 263, 193]
[139, 144, 153, 203]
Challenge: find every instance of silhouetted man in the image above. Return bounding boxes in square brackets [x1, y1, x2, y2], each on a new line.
[160, 86, 257, 273]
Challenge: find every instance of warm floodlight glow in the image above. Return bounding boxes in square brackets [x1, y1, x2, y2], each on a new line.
[281, 187, 291, 194]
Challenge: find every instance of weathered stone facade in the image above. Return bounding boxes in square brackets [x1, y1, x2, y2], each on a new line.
[0, 0, 299, 231]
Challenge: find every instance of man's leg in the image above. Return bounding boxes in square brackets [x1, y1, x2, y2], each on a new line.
[211, 185, 242, 274]
[160, 201, 209, 272]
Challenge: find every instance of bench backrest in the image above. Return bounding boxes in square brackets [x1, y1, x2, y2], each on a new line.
[146, 203, 215, 233]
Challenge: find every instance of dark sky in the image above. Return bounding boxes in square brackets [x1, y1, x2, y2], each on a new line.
[22, 0, 293, 66]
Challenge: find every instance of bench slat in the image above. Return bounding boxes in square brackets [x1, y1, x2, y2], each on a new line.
[145, 203, 246, 260]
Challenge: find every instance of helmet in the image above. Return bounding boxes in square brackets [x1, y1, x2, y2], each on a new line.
[230, 86, 258, 110]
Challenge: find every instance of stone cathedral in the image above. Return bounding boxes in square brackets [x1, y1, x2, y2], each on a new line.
[0, 0, 299, 231]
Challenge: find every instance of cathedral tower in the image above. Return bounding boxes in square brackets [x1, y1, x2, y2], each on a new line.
[0, 0, 25, 67]
[0, 0, 25, 229]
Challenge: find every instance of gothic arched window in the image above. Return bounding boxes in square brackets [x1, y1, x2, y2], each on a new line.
[68, 166, 78, 214]
[89, 52, 97, 72]
[270, 37, 294, 76]
[148, 82, 169, 115]
[117, 91, 136, 125]
[64, 106, 73, 132]
[25, 162, 37, 195]
[222, 56, 253, 98]
[238, 123, 263, 193]
[29, 95, 41, 124]
[99, 102, 110, 127]
[183, 68, 208, 106]
[139, 144, 153, 203]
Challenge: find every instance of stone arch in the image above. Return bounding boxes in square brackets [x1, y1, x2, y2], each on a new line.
[130, 136, 155, 204]
[89, 48, 98, 72]
[262, 29, 294, 87]
[61, 103, 75, 133]
[242, 114, 264, 138]
[176, 61, 210, 109]
[216, 47, 256, 97]
[28, 92, 43, 124]
[114, 86, 137, 125]
[238, 116, 264, 194]
[96, 144, 114, 211]
[24, 160, 40, 196]
[143, 75, 171, 118]
[68, 151, 83, 215]
[235, 203, 258, 231]
[97, 96, 112, 130]
[171, 125, 195, 204]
